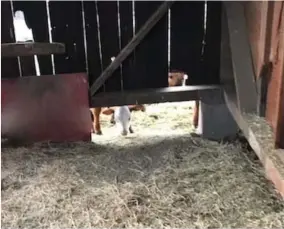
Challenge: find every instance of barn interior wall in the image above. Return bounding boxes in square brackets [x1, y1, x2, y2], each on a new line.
[2, 1, 222, 92]
[243, 1, 284, 148]
[243, 1, 269, 78]
[265, 1, 284, 148]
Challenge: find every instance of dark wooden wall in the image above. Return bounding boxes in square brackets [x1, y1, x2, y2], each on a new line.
[170, 1, 204, 85]
[1, 1, 222, 93]
[1, 1, 20, 79]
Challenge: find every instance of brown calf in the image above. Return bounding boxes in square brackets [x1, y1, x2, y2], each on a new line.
[168, 70, 199, 128]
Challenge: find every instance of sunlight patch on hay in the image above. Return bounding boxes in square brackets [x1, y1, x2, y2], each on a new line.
[2, 103, 284, 228]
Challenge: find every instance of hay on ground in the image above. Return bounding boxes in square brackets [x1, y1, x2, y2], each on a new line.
[2, 102, 284, 228]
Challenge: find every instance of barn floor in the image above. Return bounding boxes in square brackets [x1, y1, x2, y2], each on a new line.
[2, 102, 284, 228]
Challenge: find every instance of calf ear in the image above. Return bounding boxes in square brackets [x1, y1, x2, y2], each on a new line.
[102, 108, 115, 115]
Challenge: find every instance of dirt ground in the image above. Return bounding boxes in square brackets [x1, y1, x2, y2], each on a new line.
[1, 102, 284, 228]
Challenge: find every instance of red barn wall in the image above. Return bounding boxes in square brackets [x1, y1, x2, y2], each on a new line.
[244, 1, 284, 148]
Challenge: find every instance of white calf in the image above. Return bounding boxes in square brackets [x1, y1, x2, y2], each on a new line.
[103, 106, 134, 136]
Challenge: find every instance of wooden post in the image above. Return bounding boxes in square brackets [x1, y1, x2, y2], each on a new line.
[224, 2, 258, 114]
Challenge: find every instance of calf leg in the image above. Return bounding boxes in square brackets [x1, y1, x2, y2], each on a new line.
[90, 110, 95, 133]
[193, 101, 199, 128]
[129, 125, 134, 134]
[110, 113, 115, 124]
[91, 107, 102, 135]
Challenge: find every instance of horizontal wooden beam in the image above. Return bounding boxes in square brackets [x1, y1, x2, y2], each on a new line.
[1, 42, 65, 57]
[224, 91, 284, 199]
[90, 1, 174, 96]
[91, 85, 220, 107]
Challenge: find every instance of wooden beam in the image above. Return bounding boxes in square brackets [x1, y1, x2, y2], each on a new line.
[224, 91, 284, 199]
[221, 2, 284, 198]
[224, 2, 258, 113]
[90, 1, 174, 96]
[91, 85, 220, 107]
[1, 42, 65, 57]
[219, 7, 237, 105]
[265, 2, 284, 149]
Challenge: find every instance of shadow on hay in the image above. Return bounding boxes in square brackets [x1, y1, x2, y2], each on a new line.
[1, 135, 203, 186]
[2, 134, 284, 211]
[2, 133, 261, 187]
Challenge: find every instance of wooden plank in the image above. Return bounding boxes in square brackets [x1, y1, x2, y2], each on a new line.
[48, 1, 86, 74]
[224, 91, 284, 199]
[200, 1, 222, 85]
[83, 1, 103, 93]
[119, 1, 135, 90]
[1, 1, 20, 78]
[132, 1, 168, 90]
[1, 42, 65, 57]
[243, 2, 273, 117]
[224, 2, 258, 113]
[170, 1, 204, 84]
[219, 7, 237, 106]
[275, 47, 284, 149]
[12, 1, 53, 75]
[91, 85, 220, 107]
[265, 1, 284, 149]
[18, 56, 37, 77]
[243, 1, 269, 78]
[256, 2, 274, 117]
[256, 62, 273, 117]
[97, 1, 122, 92]
[222, 4, 284, 195]
[90, 1, 174, 96]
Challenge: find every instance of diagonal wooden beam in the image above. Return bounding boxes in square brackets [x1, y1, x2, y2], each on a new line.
[224, 2, 258, 114]
[90, 1, 174, 96]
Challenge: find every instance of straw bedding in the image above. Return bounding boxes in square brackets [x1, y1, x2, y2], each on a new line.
[2, 102, 284, 228]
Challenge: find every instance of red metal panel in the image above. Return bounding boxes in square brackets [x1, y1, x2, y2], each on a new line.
[1, 73, 92, 142]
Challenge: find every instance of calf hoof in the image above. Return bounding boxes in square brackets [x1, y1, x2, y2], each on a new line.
[95, 130, 102, 135]
[193, 120, 198, 129]
[129, 126, 134, 134]
[190, 132, 201, 138]
[110, 119, 116, 125]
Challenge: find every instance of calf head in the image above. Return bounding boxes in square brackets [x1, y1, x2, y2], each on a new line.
[168, 70, 188, 87]
[102, 106, 132, 136]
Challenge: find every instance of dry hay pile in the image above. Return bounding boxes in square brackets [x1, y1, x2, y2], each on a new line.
[2, 102, 284, 228]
